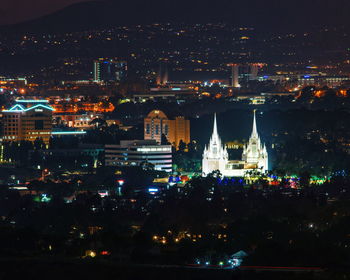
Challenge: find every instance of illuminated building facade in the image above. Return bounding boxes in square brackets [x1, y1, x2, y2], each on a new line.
[144, 110, 190, 149]
[51, 102, 115, 113]
[54, 113, 103, 129]
[93, 58, 127, 82]
[298, 75, 350, 88]
[2, 100, 54, 144]
[156, 61, 168, 86]
[0, 76, 27, 87]
[105, 140, 172, 172]
[202, 114, 229, 174]
[202, 111, 268, 177]
[241, 111, 269, 171]
[229, 64, 240, 88]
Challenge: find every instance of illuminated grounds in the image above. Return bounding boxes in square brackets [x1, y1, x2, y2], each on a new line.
[165, 173, 329, 188]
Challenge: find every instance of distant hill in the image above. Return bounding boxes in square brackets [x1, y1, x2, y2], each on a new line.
[1, 1, 118, 34]
[1, 0, 350, 34]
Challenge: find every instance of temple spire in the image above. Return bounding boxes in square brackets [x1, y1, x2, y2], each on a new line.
[251, 110, 258, 138]
[212, 113, 218, 138]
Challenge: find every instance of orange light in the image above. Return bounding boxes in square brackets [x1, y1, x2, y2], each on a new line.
[314, 90, 325, 98]
[338, 90, 347, 97]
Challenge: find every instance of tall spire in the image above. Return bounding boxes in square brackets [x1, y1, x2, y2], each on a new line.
[212, 113, 218, 138]
[251, 110, 258, 138]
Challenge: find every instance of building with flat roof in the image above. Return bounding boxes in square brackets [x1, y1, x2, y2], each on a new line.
[144, 110, 190, 149]
[2, 100, 54, 144]
[298, 75, 350, 88]
[105, 140, 172, 172]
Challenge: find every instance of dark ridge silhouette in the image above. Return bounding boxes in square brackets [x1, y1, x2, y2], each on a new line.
[1, 0, 350, 34]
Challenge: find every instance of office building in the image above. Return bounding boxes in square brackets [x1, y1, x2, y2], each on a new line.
[105, 140, 172, 172]
[229, 64, 240, 88]
[250, 63, 260, 80]
[93, 58, 127, 82]
[298, 75, 350, 88]
[144, 110, 190, 149]
[2, 100, 54, 144]
[228, 63, 263, 88]
[156, 61, 168, 86]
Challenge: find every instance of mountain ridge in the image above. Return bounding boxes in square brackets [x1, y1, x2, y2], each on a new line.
[1, 0, 350, 34]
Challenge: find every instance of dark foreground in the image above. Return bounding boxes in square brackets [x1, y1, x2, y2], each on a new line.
[0, 258, 345, 280]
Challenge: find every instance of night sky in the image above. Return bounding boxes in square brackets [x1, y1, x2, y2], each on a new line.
[1, 0, 350, 29]
[0, 0, 92, 25]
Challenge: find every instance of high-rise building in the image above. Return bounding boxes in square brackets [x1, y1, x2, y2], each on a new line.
[156, 61, 168, 86]
[105, 140, 172, 172]
[202, 111, 268, 177]
[93, 59, 127, 82]
[250, 63, 260, 80]
[2, 100, 54, 144]
[228, 63, 262, 87]
[230, 64, 240, 88]
[144, 110, 190, 149]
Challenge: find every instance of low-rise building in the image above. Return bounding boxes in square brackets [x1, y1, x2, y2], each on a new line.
[53, 113, 103, 129]
[105, 140, 172, 172]
[2, 100, 54, 144]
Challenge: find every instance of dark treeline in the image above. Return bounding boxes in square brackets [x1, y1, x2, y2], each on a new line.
[1, 172, 350, 270]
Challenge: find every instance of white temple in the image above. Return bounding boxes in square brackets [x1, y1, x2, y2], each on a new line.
[202, 111, 268, 177]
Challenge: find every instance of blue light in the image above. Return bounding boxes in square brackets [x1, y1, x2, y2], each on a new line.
[148, 188, 159, 194]
[26, 104, 55, 111]
[3, 103, 54, 113]
[304, 75, 311, 78]
[4, 104, 25, 111]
